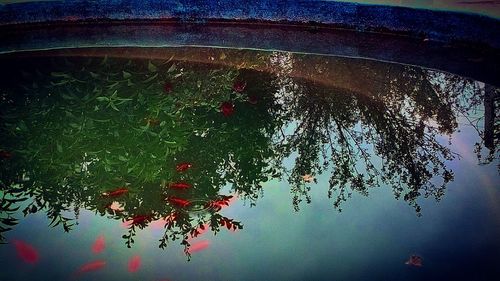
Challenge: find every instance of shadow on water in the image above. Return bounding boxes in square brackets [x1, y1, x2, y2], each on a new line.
[0, 48, 498, 259]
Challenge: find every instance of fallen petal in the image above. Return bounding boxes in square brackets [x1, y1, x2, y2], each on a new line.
[405, 255, 423, 267]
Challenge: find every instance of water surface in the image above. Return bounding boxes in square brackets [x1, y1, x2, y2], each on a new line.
[0, 48, 498, 281]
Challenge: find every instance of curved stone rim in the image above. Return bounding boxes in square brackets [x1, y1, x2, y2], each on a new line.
[0, 0, 499, 48]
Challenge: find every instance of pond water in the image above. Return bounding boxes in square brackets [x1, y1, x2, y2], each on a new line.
[0, 47, 498, 281]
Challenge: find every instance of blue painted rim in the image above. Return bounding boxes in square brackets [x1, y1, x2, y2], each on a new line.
[1, 0, 499, 48]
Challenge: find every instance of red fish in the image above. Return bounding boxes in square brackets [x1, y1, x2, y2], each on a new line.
[77, 260, 106, 274]
[92, 235, 105, 254]
[206, 195, 236, 211]
[164, 82, 173, 93]
[128, 255, 141, 272]
[13, 240, 39, 264]
[102, 187, 128, 197]
[167, 196, 191, 208]
[405, 255, 423, 267]
[232, 80, 247, 92]
[0, 150, 13, 159]
[168, 182, 192, 190]
[188, 240, 210, 254]
[220, 102, 234, 117]
[175, 162, 192, 172]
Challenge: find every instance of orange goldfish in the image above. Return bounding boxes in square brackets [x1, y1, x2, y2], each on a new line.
[175, 162, 192, 172]
[76, 260, 106, 274]
[91, 235, 105, 254]
[128, 255, 141, 272]
[188, 240, 210, 254]
[168, 182, 192, 189]
[102, 187, 128, 197]
[13, 240, 39, 264]
[167, 197, 191, 208]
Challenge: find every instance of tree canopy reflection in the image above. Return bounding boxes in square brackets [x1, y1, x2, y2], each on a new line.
[0, 49, 497, 257]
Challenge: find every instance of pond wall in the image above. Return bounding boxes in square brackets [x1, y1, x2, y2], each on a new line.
[1, 0, 499, 48]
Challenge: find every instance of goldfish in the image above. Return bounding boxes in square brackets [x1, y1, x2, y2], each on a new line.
[167, 196, 191, 208]
[187, 240, 210, 254]
[175, 162, 192, 172]
[76, 260, 106, 274]
[405, 255, 423, 267]
[92, 235, 105, 254]
[206, 195, 235, 211]
[102, 187, 128, 197]
[128, 255, 141, 272]
[12, 240, 39, 264]
[0, 150, 13, 159]
[220, 102, 234, 117]
[164, 82, 173, 93]
[168, 182, 192, 189]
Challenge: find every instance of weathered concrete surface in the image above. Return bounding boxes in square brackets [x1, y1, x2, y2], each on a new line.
[1, 23, 498, 86]
[0, 0, 499, 48]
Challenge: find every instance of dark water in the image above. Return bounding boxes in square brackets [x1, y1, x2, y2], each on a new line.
[0, 48, 498, 281]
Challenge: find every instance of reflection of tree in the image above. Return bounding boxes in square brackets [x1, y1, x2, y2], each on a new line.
[274, 81, 455, 213]
[426, 72, 499, 166]
[0, 50, 497, 254]
[269, 55, 493, 213]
